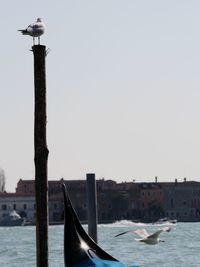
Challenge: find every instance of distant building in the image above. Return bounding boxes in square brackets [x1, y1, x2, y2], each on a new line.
[0, 192, 35, 223]
[1, 177, 200, 223]
[163, 179, 200, 221]
[139, 182, 164, 222]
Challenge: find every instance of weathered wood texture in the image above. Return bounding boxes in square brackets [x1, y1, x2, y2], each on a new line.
[33, 45, 49, 267]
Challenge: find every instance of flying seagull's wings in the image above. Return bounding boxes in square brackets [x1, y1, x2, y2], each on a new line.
[147, 229, 163, 239]
[115, 228, 150, 238]
[114, 230, 134, 238]
[114, 226, 172, 241]
[134, 229, 149, 239]
[147, 226, 172, 239]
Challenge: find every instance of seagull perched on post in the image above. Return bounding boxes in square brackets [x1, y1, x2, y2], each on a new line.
[114, 226, 172, 245]
[18, 18, 45, 45]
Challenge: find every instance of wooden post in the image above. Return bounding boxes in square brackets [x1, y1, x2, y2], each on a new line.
[86, 173, 98, 243]
[32, 45, 49, 267]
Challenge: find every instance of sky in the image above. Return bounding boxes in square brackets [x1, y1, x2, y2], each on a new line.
[1, 1, 200, 192]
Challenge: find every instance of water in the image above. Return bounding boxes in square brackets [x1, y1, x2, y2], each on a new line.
[0, 221, 199, 267]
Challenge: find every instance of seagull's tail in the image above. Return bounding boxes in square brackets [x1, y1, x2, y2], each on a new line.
[18, 29, 29, 35]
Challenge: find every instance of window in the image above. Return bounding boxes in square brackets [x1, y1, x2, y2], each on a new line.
[2, 204, 7, 210]
[13, 204, 16, 210]
[171, 199, 174, 209]
[24, 204, 27, 210]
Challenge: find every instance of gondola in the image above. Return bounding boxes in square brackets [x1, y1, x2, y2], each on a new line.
[62, 183, 138, 267]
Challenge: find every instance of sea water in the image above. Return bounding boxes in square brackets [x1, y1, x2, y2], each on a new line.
[0, 221, 199, 267]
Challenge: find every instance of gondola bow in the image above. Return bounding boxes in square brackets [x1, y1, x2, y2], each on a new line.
[62, 183, 131, 267]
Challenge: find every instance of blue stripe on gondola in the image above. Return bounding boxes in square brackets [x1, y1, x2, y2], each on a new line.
[74, 258, 129, 267]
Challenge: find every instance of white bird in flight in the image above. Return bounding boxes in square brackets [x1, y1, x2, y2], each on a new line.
[114, 226, 172, 245]
[18, 18, 45, 45]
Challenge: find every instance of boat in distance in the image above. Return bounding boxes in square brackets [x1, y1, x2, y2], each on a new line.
[153, 217, 177, 225]
[62, 183, 139, 267]
[0, 210, 25, 226]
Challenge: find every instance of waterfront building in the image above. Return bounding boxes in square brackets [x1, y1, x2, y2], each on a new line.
[0, 192, 35, 223]
[1, 177, 200, 223]
[139, 182, 164, 222]
[163, 179, 200, 221]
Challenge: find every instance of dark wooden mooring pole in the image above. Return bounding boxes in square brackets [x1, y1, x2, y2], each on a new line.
[32, 45, 49, 267]
[86, 173, 98, 243]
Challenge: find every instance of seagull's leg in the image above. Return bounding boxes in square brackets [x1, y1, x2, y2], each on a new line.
[33, 37, 35, 46]
[38, 36, 40, 45]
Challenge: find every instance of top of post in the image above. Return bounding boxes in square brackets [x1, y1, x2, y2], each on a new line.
[32, 45, 48, 57]
[32, 45, 46, 51]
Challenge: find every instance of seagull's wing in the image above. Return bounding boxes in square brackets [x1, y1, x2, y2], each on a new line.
[28, 23, 34, 28]
[18, 19, 45, 37]
[32, 22, 45, 36]
[148, 229, 163, 239]
[147, 226, 172, 239]
[32, 23, 42, 30]
[114, 229, 134, 237]
[134, 229, 149, 239]
[27, 25, 34, 33]
[18, 23, 34, 35]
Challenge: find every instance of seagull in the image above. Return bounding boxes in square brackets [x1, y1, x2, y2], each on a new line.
[18, 18, 45, 45]
[114, 226, 172, 245]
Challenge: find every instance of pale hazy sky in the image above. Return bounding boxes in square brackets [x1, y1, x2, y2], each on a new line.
[1, 1, 200, 192]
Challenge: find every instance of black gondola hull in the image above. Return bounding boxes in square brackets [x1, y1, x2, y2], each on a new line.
[62, 183, 131, 267]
